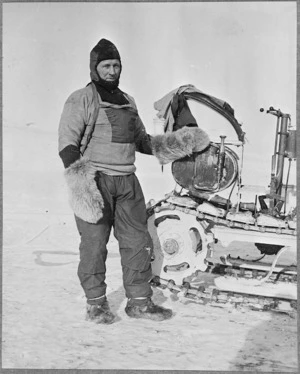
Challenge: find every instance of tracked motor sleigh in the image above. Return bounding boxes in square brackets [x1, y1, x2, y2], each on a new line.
[147, 85, 297, 312]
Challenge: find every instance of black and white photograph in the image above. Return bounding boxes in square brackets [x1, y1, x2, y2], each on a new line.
[2, 1, 298, 371]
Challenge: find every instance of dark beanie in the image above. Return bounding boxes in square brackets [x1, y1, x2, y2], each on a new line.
[90, 38, 121, 81]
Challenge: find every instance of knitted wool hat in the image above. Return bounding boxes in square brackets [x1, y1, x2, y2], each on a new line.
[90, 38, 121, 81]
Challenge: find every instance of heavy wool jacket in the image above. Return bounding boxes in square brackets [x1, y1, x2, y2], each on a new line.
[58, 84, 152, 175]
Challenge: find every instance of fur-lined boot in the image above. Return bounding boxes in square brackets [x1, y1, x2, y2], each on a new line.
[86, 298, 116, 324]
[151, 126, 210, 165]
[64, 157, 104, 223]
[125, 298, 173, 321]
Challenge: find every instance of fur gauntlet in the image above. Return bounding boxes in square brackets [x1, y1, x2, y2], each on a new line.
[151, 126, 210, 165]
[64, 157, 104, 223]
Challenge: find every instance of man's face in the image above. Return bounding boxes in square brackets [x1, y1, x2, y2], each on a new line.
[96, 59, 121, 82]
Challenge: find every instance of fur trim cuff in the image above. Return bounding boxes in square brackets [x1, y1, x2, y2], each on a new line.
[64, 158, 104, 223]
[151, 126, 210, 165]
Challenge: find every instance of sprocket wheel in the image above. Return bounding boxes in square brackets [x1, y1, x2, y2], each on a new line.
[148, 208, 213, 284]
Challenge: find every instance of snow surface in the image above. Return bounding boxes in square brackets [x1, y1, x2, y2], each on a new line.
[2, 125, 297, 371]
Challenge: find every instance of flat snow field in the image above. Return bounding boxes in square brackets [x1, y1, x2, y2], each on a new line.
[2, 213, 297, 371]
[2, 127, 297, 371]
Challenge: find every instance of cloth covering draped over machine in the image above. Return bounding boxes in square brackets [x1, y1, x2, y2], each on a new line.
[154, 85, 245, 202]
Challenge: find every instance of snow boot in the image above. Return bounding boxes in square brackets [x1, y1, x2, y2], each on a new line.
[86, 298, 116, 324]
[125, 298, 173, 321]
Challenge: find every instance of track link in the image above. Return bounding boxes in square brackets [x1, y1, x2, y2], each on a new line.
[150, 275, 297, 314]
[207, 258, 297, 283]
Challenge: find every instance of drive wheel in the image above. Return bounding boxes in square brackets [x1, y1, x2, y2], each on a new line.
[147, 209, 212, 284]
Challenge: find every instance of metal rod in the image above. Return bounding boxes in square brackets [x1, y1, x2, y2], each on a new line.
[275, 115, 289, 197]
[217, 135, 226, 188]
[272, 115, 280, 174]
[283, 158, 292, 215]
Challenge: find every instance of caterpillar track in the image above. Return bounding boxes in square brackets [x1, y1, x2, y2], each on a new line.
[147, 191, 297, 315]
[150, 275, 297, 314]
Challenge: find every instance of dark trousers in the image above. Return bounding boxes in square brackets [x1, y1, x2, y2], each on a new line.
[75, 172, 153, 302]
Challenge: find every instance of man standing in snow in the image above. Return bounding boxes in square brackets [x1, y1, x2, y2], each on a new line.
[58, 38, 210, 324]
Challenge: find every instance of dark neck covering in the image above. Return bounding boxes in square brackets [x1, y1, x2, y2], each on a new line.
[92, 78, 129, 105]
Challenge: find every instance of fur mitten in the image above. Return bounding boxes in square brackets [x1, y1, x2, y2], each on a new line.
[151, 126, 210, 165]
[64, 158, 104, 223]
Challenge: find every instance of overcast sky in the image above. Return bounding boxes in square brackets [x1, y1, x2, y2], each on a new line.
[3, 1, 297, 185]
